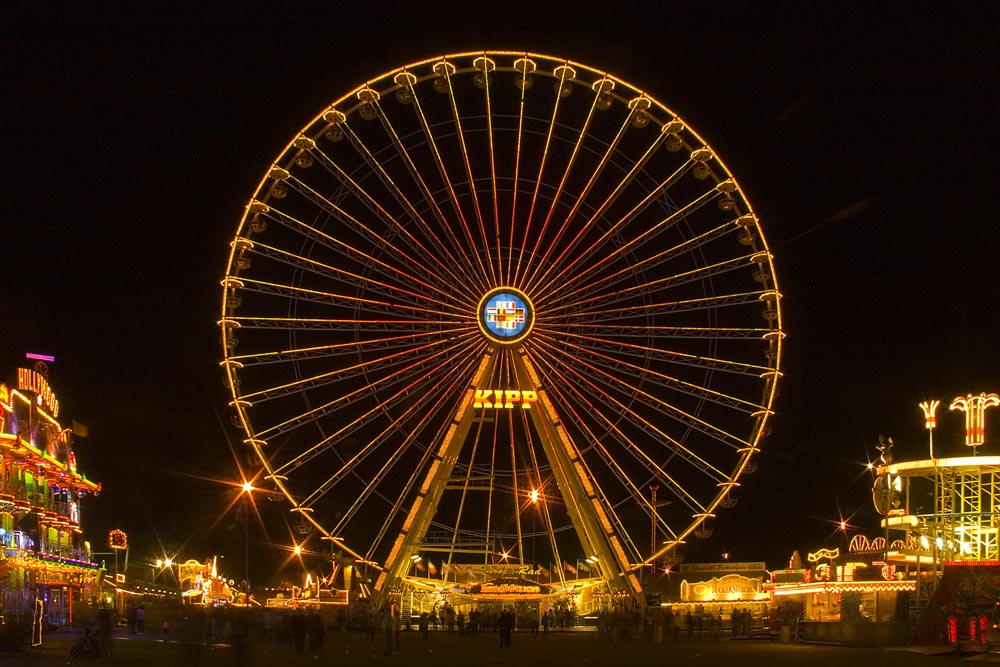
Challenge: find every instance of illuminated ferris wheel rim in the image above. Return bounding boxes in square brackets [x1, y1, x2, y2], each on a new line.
[219, 49, 785, 577]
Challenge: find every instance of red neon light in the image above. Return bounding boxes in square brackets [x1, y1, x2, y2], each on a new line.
[970, 617, 977, 640]
[948, 616, 957, 644]
[981, 616, 988, 645]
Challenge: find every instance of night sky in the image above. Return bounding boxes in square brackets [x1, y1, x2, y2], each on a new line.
[3, 5, 997, 582]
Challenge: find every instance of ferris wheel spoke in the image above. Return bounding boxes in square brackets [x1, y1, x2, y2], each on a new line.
[226, 327, 469, 368]
[257, 336, 483, 443]
[529, 339, 743, 474]
[536, 336, 752, 453]
[248, 190, 461, 300]
[513, 61, 574, 288]
[304, 141, 472, 289]
[263, 174, 460, 293]
[236, 335, 475, 404]
[398, 70, 488, 289]
[299, 363, 472, 509]
[543, 187, 723, 306]
[553, 255, 757, 321]
[548, 221, 751, 314]
[558, 290, 775, 323]
[229, 316, 471, 335]
[375, 79, 492, 290]
[244, 238, 456, 312]
[519, 74, 605, 292]
[538, 328, 769, 377]
[337, 117, 482, 288]
[234, 276, 463, 322]
[548, 334, 769, 414]
[524, 88, 658, 295]
[478, 55, 503, 285]
[269, 345, 483, 479]
[535, 359, 709, 522]
[530, 344, 707, 488]
[532, 158, 695, 297]
[438, 57, 497, 285]
[563, 324, 772, 340]
[505, 56, 532, 285]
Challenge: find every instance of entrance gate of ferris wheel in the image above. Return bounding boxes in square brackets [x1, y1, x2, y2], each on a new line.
[373, 346, 641, 609]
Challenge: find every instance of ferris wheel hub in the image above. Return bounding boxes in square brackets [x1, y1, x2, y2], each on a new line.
[476, 287, 535, 345]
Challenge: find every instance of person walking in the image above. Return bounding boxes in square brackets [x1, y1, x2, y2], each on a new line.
[419, 612, 429, 639]
[380, 608, 393, 656]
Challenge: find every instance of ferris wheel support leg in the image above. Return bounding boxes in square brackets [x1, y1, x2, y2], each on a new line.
[372, 351, 498, 608]
[513, 349, 644, 604]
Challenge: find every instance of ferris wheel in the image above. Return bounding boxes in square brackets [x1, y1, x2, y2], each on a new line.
[219, 51, 783, 598]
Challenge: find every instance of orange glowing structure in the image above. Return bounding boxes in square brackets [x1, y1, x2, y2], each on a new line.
[950, 393, 1000, 450]
[219, 50, 785, 620]
[919, 399, 940, 458]
[0, 361, 101, 625]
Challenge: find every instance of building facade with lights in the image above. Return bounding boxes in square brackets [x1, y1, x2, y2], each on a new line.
[0, 362, 102, 625]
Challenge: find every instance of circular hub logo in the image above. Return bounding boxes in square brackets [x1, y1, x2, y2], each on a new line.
[477, 287, 534, 345]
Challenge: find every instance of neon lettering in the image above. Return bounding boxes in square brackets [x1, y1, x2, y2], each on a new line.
[474, 389, 538, 409]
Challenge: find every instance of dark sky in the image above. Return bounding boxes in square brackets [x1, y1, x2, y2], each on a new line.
[3, 5, 998, 579]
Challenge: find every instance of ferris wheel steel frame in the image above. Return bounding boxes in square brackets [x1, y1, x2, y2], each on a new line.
[219, 50, 784, 607]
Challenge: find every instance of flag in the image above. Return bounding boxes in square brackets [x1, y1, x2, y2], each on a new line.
[427, 560, 438, 576]
[579, 560, 591, 573]
[562, 560, 577, 575]
[72, 420, 89, 437]
[415, 560, 427, 572]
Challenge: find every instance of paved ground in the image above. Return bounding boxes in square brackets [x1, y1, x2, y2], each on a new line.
[6, 629, 1000, 665]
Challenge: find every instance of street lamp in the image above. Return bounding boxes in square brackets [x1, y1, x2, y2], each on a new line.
[529, 488, 539, 563]
[155, 557, 178, 596]
[241, 482, 254, 601]
[837, 519, 850, 581]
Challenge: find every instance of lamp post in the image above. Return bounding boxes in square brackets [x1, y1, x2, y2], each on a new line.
[838, 519, 848, 582]
[294, 544, 305, 593]
[156, 557, 178, 598]
[529, 488, 539, 564]
[241, 481, 254, 602]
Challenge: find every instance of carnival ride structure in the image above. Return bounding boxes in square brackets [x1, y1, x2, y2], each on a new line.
[868, 395, 1000, 577]
[219, 51, 784, 612]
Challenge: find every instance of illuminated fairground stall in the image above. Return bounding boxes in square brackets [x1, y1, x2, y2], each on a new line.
[382, 562, 598, 628]
[670, 561, 769, 630]
[0, 358, 102, 628]
[765, 393, 999, 646]
[767, 551, 916, 645]
[176, 557, 246, 605]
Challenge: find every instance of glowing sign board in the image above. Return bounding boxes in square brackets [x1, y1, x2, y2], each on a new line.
[474, 389, 537, 409]
[17, 368, 59, 417]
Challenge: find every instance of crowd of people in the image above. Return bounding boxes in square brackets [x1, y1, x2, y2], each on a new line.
[73, 599, 763, 662]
